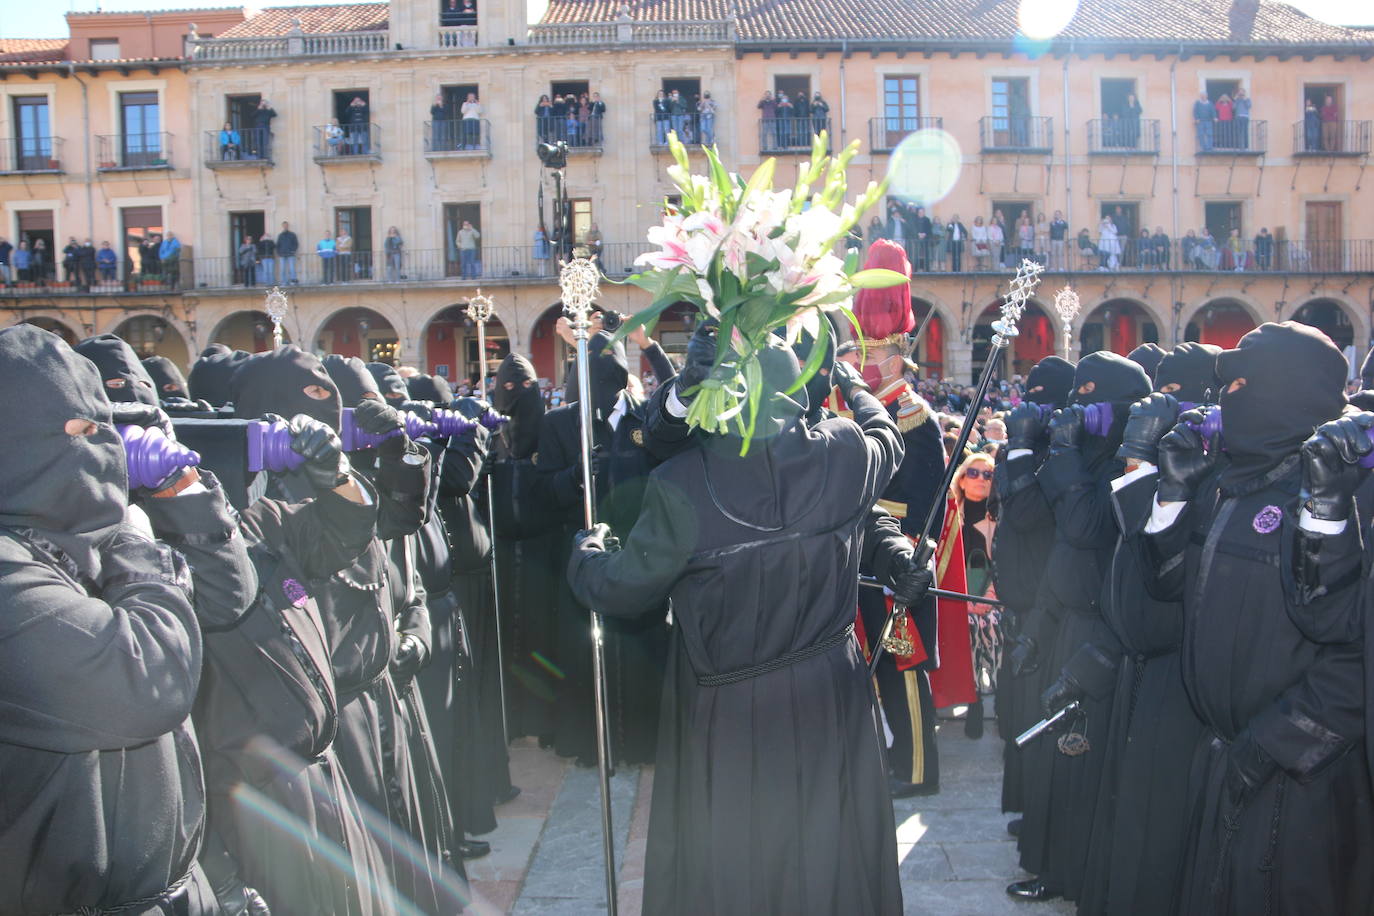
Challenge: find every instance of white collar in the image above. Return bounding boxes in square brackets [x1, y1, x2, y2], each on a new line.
[607, 389, 631, 431]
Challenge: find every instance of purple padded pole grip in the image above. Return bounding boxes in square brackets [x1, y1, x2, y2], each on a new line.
[246, 418, 305, 473]
[119, 424, 201, 491]
[1183, 408, 1225, 452]
[340, 408, 440, 452]
[479, 408, 508, 430]
[431, 409, 479, 439]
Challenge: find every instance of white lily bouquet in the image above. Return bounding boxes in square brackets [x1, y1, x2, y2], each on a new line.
[616, 131, 907, 454]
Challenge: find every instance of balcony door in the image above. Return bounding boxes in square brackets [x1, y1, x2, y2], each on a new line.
[443, 202, 481, 277]
[119, 91, 160, 167]
[1306, 201, 1342, 271]
[883, 76, 921, 147]
[16, 209, 54, 280]
[336, 207, 373, 280]
[991, 78, 1030, 147]
[124, 206, 164, 279]
[13, 97, 51, 170]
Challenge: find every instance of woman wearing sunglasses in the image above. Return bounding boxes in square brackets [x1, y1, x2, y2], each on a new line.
[953, 451, 1000, 738]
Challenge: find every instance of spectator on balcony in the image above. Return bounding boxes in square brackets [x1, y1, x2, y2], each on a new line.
[237, 235, 257, 287]
[385, 226, 405, 281]
[1193, 92, 1216, 152]
[1303, 98, 1321, 151]
[137, 235, 158, 281]
[218, 121, 240, 160]
[698, 91, 716, 146]
[565, 104, 582, 147]
[0, 237, 11, 287]
[653, 90, 671, 146]
[1254, 226, 1274, 270]
[461, 92, 482, 150]
[987, 217, 1005, 271]
[551, 93, 568, 130]
[256, 233, 276, 285]
[1033, 212, 1049, 264]
[1048, 210, 1068, 269]
[317, 231, 336, 283]
[776, 91, 795, 146]
[456, 0, 477, 26]
[456, 220, 480, 278]
[1151, 226, 1171, 268]
[13, 240, 32, 283]
[1097, 214, 1121, 270]
[1321, 94, 1341, 152]
[589, 92, 606, 145]
[577, 92, 594, 146]
[1233, 88, 1251, 149]
[159, 232, 181, 289]
[440, 0, 467, 26]
[335, 228, 353, 280]
[97, 241, 118, 283]
[277, 221, 299, 284]
[940, 215, 964, 272]
[253, 99, 277, 159]
[62, 238, 80, 285]
[1016, 214, 1034, 262]
[867, 215, 886, 249]
[1077, 227, 1099, 268]
[757, 90, 777, 149]
[77, 239, 96, 291]
[325, 118, 344, 155]
[668, 89, 689, 143]
[1134, 227, 1153, 267]
[1122, 92, 1142, 148]
[1224, 227, 1248, 271]
[930, 213, 947, 266]
[911, 205, 932, 271]
[811, 92, 830, 139]
[1215, 93, 1234, 148]
[430, 93, 451, 151]
[345, 96, 369, 154]
[535, 95, 554, 142]
[971, 215, 991, 269]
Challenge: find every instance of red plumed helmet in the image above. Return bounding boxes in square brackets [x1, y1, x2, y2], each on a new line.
[852, 239, 914, 347]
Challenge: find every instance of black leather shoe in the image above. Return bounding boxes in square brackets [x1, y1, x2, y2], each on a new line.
[495, 784, 522, 805]
[889, 776, 940, 799]
[1006, 817, 1023, 837]
[1006, 878, 1059, 901]
[458, 839, 491, 860]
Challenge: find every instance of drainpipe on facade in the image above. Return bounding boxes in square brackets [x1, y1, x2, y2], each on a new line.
[1169, 54, 1182, 340]
[839, 39, 847, 147]
[68, 63, 95, 242]
[1062, 51, 1072, 238]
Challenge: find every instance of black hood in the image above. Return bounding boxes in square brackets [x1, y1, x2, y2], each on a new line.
[1361, 345, 1374, 390]
[407, 373, 453, 406]
[1025, 355, 1075, 408]
[188, 344, 251, 406]
[494, 353, 543, 459]
[75, 333, 158, 406]
[323, 354, 379, 408]
[366, 362, 409, 402]
[0, 325, 126, 578]
[1071, 351, 1151, 467]
[1154, 342, 1221, 403]
[707, 341, 807, 455]
[1217, 321, 1346, 490]
[142, 355, 190, 401]
[1126, 343, 1166, 379]
[231, 346, 342, 431]
[793, 318, 836, 423]
[570, 331, 629, 420]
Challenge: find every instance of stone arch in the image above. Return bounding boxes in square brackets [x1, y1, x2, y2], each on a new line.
[1078, 296, 1166, 355]
[307, 306, 401, 365]
[1288, 294, 1365, 354]
[108, 312, 191, 368]
[206, 310, 294, 353]
[419, 301, 511, 390]
[1180, 296, 1263, 349]
[12, 313, 81, 345]
[971, 297, 1058, 380]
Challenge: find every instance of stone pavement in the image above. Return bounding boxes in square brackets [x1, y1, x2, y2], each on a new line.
[462, 712, 1075, 915]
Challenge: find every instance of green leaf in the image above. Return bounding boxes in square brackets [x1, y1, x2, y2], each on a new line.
[668, 130, 690, 173]
[848, 268, 910, 289]
[738, 157, 776, 213]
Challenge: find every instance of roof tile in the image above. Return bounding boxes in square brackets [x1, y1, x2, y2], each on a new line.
[217, 3, 388, 38]
[0, 39, 69, 63]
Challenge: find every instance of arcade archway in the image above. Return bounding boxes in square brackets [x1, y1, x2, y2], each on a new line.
[1292, 298, 1357, 351]
[1080, 299, 1161, 355]
[208, 310, 293, 352]
[111, 314, 189, 367]
[423, 303, 510, 391]
[1184, 299, 1260, 349]
[972, 299, 1055, 383]
[314, 307, 399, 364]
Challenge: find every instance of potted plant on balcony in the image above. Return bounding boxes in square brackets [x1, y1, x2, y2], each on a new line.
[616, 130, 904, 454]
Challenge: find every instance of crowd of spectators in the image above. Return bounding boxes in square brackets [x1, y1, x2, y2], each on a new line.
[535, 92, 607, 147]
[757, 90, 831, 149]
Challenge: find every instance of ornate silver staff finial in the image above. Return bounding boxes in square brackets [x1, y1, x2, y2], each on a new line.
[991, 258, 1044, 348]
[264, 286, 290, 348]
[1053, 285, 1081, 360]
[559, 257, 602, 330]
[467, 288, 494, 324]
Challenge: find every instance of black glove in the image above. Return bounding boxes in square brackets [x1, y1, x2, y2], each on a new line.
[288, 414, 351, 492]
[676, 322, 716, 404]
[1223, 729, 1276, 812]
[1156, 410, 1216, 503]
[891, 544, 935, 608]
[573, 521, 619, 554]
[1300, 413, 1374, 521]
[354, 396, 408, 458]
[1005, 402, 1048, 453]
[1009, 635, 1039, 678]
[400, 399, 435, 421]
[1040, 671, 1085, 718]
[110, 402, 174, 439]
[390, 634, 426, 688]
[1117, 393, 1179, 465]
[831, 360, 869, 404]
[582, 445, 607, 482]
[1048, 405, 1085, 452]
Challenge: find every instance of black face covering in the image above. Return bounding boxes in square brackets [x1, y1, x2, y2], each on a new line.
[188, 344, 252, 407]
[231, 346, 342, 431]
[142, 355, 190, 401]
[407, 373, 453, 406]
[1070, 351, 1152, 467]
[792, 321, 836, 424]
[75, 334, 159, 406]
[0, 325, 127, 578]
[1217, 321, 1347, 490]
[366, 362, 409, 403]
[1153, 342, 1221, 403]
[570, 331, 629, 419]
[1127, 343, 1167, 380]
[494, 353, 543, 459]
[323, 354, 380, 408]
[1360, 345, 1374, 390]
[1025, 355, 1075, 408]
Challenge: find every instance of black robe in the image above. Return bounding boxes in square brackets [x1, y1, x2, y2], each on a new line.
[567, 388, 904, 916]
[1146, 458, 1374, 914]
[1077, 469, 1207, 916]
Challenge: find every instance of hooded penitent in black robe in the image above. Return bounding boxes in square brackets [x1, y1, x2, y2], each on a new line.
[144, 354, 191, 401]
[568, 346, 905, 916]
[407, 372, 454, 406]
[491, 352, 562, 740]
[538, 332, 669, 766]
[1016, 352, 1151, 900]
[991, 355, 1074, 813]
[188, 344, 251, 407]
[75, 332, 160, 405]
[1146, 322, 1373, 915]
[1078, 342, 1219, 916]
[233, 347, 441, 910]
[0, 325, 217, 914]
[1126, 342, 1166, 379]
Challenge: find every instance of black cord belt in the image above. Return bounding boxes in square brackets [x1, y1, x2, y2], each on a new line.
[697, 624, 855, 687]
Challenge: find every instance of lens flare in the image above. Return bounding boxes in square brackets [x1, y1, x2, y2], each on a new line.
[1017, 0, 1080, 40]
[886, 129, 963, 205]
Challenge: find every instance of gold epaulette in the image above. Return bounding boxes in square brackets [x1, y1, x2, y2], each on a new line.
[894, 390, 932, 434]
